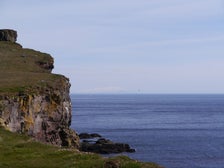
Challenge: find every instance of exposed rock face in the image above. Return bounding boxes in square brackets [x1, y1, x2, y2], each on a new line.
[0, 29, 79, 148]
[0, 78, 79, 148]
[0, 29, 17, 42]
[36, 60, 54, 72]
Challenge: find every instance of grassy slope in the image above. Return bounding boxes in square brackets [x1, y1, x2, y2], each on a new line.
[0, 41, 58, 93]
[0, 127, 162, 168]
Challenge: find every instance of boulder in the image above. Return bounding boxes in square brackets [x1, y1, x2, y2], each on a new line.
[0, 29, 17, 42]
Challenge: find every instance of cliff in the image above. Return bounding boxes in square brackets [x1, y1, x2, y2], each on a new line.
[0, 29, 79, 148]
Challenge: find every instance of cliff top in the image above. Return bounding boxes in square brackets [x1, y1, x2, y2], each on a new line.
[0, 29, 64, 93]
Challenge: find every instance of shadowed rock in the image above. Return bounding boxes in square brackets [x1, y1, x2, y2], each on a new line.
[0, 29, 17, 42]
[80, 138, 136, 154]
[79, 133, 102, 139]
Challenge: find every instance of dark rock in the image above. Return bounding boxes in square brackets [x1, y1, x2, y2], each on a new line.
[0, 29, 17, 42]
[79, 133, 102, 139]
[96, 138, 112, 144]
[90, 133, 102, 138]
[80, 138, 135, 154]
[104, 160, 120, 168]
[82, 139, 96, 143]
[36, 60, 54, 72]
[59, 128, 79, 148]
[79, 133, 92, 139]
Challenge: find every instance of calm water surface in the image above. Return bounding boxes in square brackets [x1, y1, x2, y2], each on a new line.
[71, 94, 224, 168]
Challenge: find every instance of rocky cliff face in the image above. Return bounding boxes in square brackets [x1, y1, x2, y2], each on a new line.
[0, 29, 79, 148]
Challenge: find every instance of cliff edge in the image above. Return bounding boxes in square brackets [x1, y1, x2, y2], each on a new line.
[0, 29, 79, 148]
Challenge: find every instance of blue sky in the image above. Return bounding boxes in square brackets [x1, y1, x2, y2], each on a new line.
[1, 0, 224, 93]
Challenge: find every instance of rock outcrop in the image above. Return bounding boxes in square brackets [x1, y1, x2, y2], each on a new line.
[0, 29, 79, 148]
[0, 29, 17, 43]
[79, 133, 135, 154]
[80, 138, 135, 154]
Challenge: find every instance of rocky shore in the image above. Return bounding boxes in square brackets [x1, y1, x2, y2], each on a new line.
[79, 133, 135, 154]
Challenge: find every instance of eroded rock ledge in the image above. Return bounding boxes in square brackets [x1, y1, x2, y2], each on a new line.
[0, 29, 79, 148]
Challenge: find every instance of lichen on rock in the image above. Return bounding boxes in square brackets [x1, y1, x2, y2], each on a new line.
[0, 29, 79, 148]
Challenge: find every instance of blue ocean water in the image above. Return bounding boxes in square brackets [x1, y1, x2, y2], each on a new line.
[71, 94, 224, 168]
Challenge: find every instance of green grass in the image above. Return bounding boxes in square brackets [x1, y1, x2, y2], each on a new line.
[0, 42, 52, 73]
[0, 127, 163, 168]
[0, 41, 58, 93]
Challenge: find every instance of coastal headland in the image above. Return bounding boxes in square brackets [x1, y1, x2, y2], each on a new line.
[0, 29, 163, 168]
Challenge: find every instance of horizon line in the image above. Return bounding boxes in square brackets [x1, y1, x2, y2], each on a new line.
[70, 92, 224, 95]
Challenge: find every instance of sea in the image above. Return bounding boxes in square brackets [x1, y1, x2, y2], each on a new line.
[71, 94, 224, 168]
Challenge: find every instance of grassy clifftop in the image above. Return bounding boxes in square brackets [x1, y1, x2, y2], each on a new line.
[0, 41, 60, 93]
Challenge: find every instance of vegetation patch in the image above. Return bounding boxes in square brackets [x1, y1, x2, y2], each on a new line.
[0, 127, 162, 168]
[0, 41, 57, 94]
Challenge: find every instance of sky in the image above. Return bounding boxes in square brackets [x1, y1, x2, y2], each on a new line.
[1, 0, 224, 94]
